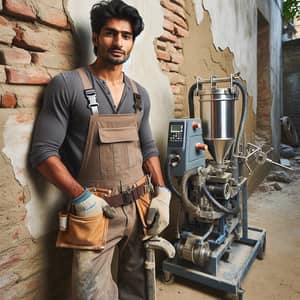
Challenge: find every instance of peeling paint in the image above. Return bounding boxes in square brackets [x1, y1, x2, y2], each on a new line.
[192, 0, 204, 25]
[193, 0, 257, 112]
[2, 111, 64, 239]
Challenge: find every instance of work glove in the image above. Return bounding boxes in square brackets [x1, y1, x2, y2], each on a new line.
[72, 188, 116, 218]
[146, 186, 171, 236]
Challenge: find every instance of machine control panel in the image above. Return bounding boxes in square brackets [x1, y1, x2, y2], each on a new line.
[168, 122, 185, 147]
[167, 118, 206, 176]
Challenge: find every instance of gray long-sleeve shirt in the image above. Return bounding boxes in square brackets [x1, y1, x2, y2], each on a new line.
[30, 67, 159, 177]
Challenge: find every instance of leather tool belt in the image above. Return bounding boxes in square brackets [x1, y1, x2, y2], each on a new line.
[89, 176, 153, 208]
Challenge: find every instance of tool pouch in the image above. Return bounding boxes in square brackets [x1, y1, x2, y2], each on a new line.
[56, 189, 110, 251]
[135, 192, 151, 236]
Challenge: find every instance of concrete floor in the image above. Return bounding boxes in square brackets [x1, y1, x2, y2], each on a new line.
[156, 162, 300, 300]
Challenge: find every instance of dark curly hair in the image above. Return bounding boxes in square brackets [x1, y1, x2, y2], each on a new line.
[90, 0, 144, 39]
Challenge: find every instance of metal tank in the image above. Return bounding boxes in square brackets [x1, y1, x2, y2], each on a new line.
[198, 87, 238, 165]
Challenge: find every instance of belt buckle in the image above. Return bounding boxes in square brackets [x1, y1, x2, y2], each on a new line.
[122, 187, 134, 205]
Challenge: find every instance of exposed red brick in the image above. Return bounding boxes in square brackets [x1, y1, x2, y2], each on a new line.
[4, 0, 36, 20]
[0, 65, 6, 82]
[5, 66, 50, 85]
[156, 50, 171, 61]
[0, 246, 28, 269]
[161, 0, 186, 20]
[175, 95, 184, 104]
[172, 84, 181, 94]
[175, 103, 184, 111]
[0, 16, 10, 25]
[174, 25, 188, 37]
[0, 273, 19, 289]
[164, 9, 188, 30]
[174, 39, 183, 49]
[156, 40, 167, 51]
[13, 25, 48, 52]
[170, 0, 185, 8]
[1, 84, 44, 107]
[168, 62, 180, 72]
[0, 93, 17, 108]
[168, 71, 185, 85]
[159, 61, 170, 72]
[32, 52, 75, 70]
[0, 24, 15, 45]
[0, 289, 17, 300]
[158, 30, 177, 43]
[0, 46, 31, 65]
[14, 23, 76, 54]
[163, 18, 174, 33]
[36, 3, 68, 29]
[171, 52, 184, 64]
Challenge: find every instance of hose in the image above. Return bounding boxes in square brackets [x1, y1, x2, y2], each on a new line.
[164, 155, 182, 198]
[202, 184, 239, 215]
[188, 83, 201, 118]
[201, 223, 214, 242]
[181, 167, 239, 216]
[181, 168, 201, 216]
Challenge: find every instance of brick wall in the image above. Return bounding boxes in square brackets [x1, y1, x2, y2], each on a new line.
[0, 0, 77, 299]
[0, 0, 78, 109]
[155, 0, 188, 117]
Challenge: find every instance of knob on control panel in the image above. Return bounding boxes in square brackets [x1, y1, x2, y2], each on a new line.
[195, 143, 207, 152]
[192, 122, 201, 130]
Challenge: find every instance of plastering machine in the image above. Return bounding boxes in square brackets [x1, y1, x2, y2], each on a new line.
[161, 74, 288, 299]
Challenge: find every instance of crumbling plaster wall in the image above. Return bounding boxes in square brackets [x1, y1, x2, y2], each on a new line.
[185, 0, 282, 156]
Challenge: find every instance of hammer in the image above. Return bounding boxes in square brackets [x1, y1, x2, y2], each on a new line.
[144, 236, 176, 300]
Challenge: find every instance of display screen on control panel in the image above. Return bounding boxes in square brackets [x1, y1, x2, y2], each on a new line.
[170, 124, 183, 133]
[168, 122, 184, 147]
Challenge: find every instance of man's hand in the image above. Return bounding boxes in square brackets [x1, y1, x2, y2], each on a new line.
[72, 188, 116, 218]
[146, 186, 171, 236]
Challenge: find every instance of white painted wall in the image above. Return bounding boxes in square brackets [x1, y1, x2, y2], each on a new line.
[193, 0, 258, 112]
[192, 0, 282, 156]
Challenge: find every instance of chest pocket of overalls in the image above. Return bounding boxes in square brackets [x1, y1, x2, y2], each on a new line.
[98, 124, 143, 177]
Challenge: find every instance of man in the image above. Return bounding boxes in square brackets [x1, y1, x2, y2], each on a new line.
[30, 0, 171, 299]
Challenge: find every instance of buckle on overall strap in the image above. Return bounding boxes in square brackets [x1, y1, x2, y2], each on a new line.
[133, 93, 142, 111]
[84, 89, 99, 114]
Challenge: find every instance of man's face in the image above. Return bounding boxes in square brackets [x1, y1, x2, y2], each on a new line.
[93, 18, 134, 65]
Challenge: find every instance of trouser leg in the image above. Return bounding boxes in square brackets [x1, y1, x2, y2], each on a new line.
[72, 247, 117, 300]
[118, 203, 146, 300]
[72, 206, 127, 300]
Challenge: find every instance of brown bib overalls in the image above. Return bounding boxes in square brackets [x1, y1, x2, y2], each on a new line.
[71, 69, 149, 300]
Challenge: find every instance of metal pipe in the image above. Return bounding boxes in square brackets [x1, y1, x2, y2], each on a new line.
[232, 80, 248, 155]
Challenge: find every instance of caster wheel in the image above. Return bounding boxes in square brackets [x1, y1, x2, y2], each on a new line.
[257, 235, 266, 260]
[222, 249, 232, 262]
[160, 271, 175, 285]
[237, 287, 245, 300]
